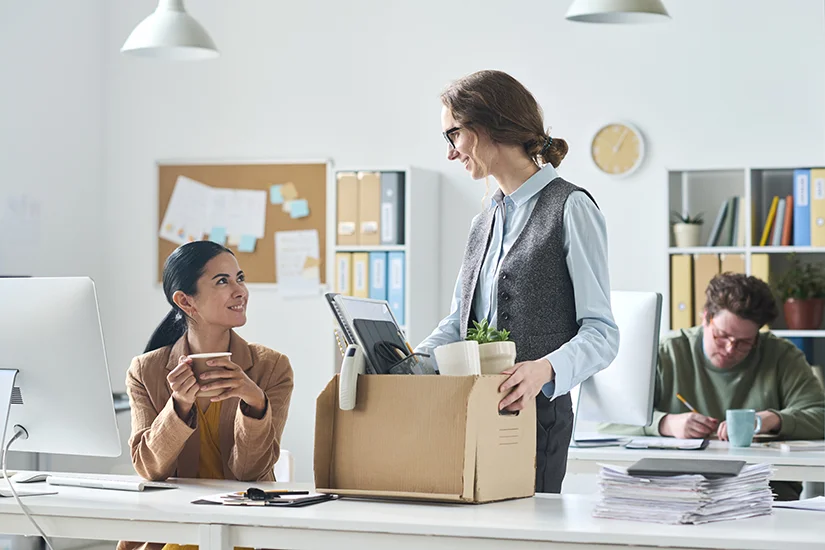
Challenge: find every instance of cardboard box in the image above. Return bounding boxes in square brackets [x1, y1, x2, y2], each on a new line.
[314, 374, 536, 503]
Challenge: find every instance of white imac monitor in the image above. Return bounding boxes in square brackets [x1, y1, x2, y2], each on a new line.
[0, 277, 121, 457]
[576, 290, 662, 427]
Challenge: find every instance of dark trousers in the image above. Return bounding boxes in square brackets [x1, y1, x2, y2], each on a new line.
[535, 392, 574, 493]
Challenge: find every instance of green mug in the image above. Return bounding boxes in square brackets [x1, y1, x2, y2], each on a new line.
[726, 409, 762, 447]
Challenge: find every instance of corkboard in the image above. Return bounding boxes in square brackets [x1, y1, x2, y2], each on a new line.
[157, 162, 327, 284]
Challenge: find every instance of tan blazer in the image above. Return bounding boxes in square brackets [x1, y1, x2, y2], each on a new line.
[117, 331, 293, 550]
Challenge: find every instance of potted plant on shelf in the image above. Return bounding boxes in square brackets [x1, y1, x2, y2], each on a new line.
[466, 319, 517, 375]
[671, 211, 704, 248]
[773, 254, 825, 330]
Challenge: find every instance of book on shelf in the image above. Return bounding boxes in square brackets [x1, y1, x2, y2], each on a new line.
[794, 169, 811, 246]
[770, 197, 786, 246]
[759, 196, 779, 247]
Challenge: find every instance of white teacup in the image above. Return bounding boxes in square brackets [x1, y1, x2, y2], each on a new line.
[433, 341, 481, 376]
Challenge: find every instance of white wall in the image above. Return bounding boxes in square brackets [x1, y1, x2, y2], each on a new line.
[98, 0, 825, 482]
[0, 1, 104, 280]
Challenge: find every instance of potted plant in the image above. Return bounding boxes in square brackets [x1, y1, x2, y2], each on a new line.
[671, 211, 704, 248]
[466, 319, 517, 375]
[773, 254, 825, 330]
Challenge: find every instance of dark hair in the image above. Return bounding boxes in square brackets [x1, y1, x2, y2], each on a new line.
[144, 241, 234, 353]
[704, 272, 778, 327]
[441, 70, 569, 168]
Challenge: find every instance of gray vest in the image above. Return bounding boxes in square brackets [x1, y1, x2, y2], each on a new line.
[458, 177, 597, 364]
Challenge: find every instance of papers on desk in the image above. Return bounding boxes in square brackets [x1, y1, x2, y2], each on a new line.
[773, 496, 825, 512]
[192, 491, 335, 507]
[623, 436, 708, 450]
[593, 463, 774, 524]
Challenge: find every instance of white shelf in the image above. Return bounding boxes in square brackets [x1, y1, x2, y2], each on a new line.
[770, 330, 825, 338]
[750, 246, 825, 254]
[668, 247, 745, 255]
[334, 245, 407, 253]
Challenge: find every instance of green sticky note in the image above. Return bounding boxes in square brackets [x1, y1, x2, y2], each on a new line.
[270, 185, 284, 205]
[238, 235, 256, 253]
[289, 199, 310, 219]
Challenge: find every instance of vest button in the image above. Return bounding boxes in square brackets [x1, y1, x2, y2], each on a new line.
[502, 313, 510, 321]
[501, 273, 507, 280]
[502, 294, 510, 301]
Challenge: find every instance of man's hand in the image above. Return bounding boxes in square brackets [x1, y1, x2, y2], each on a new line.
[498, 359, 554, 412]
[660, 412, 718, 439]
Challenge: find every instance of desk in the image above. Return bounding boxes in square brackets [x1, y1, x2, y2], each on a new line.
[0, 477, 821, 550]
[568, 441, 825, 482]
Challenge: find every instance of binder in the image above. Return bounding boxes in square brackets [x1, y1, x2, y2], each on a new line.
[750, 254, 770, 283]
[758, 196, 779, 246]
[793, 169, 811, 246]
[351, 253, 369, 298]
[380, 172, 405, 245]
[336, 173, 359, 246]
[387, 251, 405, 326]
[357, 171, 381, 246]
[335, 253, 352, 296]
[721, 253, 745, 275]
[771, 198, 786, 246]
[780, 194, 793, 246]
[670, 255, 693, 330]
[810, 168, 825, 246]
[693, 254, 720, 325]
[368, 252, 388, 301]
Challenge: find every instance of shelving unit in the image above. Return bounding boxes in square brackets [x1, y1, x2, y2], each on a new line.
[666, 167, 825, 341]
[330, 166, 441, 348]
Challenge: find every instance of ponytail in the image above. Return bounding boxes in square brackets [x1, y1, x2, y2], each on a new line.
[144, 308, 187, 353]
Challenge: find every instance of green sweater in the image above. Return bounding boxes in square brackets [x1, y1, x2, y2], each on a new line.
[602, 326, 825, 438]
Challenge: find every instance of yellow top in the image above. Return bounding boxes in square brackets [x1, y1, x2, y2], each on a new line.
[162, 402, 224, 550]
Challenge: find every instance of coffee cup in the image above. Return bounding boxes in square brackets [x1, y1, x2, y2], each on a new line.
[188, 352, 232, 397]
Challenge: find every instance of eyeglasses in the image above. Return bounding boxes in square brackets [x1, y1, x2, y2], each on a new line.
[442, 126, 461, 149]
[708, 318, 757, 353]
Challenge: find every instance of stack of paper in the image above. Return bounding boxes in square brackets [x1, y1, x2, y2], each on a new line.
[593, 463, 773, 524]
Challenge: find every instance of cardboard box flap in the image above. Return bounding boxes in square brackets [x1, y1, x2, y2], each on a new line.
[315, 375, 478, 498]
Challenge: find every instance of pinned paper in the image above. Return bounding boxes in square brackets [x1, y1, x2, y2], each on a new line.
[282, 200, 294, 213]
[227, 234, 241, 247]
[275, 230, 320, 297]
[238, 235, 257, 253]
[289, 199, 310, 219]
[281, 182, 299, 201]
[209, 227, 227, 245]
[269, 185, 284, 205]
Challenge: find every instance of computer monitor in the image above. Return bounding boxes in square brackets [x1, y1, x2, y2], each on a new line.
[0, 277, 121, 457]
[575, 290, 662, 427]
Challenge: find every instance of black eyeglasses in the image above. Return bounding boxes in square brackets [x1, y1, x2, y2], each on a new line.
[442, 126, 461, 149]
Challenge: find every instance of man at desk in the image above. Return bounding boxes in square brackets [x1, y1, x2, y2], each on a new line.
[603, 273, 825, 500]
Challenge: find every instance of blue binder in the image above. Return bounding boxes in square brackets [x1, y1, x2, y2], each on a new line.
[387, 251, 405, 325]
[794, 169, 811, 246]
[368, 252, 387, 301]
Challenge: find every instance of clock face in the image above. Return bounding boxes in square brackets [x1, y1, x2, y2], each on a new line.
[591, 122, 645, 177]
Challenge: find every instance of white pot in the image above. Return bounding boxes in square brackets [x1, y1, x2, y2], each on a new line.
[673, 223, 702, 248]
[433, 340, 481, 375]
[478, 341, 517, 375]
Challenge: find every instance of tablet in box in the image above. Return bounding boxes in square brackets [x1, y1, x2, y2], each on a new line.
[314, 374, 536, 503]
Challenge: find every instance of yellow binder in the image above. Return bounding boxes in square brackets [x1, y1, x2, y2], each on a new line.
[810, 168, 825, 246]
[671, 255, 693, 330]
[721, 253, 746, 275]
[693, 254, 720, 325]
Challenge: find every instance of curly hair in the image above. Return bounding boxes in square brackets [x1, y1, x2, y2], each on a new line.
[704, 272, 778, 327]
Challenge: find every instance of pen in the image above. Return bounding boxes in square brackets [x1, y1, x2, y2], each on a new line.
[676, 393, 698, 414]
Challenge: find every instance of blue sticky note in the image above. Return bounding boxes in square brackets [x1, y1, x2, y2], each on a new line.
[209, 226, 227, 246]
[238, 235, 256, 253]
[289, 199, 310, 219]
[269, 184, 284, 205]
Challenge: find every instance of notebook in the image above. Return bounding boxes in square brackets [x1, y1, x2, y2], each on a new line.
[627, 458, 746, 479]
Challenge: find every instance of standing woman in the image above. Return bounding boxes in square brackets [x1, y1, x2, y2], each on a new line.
[118, 241, 293, 550]
[416, 70, 619, 493]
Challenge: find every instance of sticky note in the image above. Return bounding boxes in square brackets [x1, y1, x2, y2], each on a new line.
[289, 199, 310, 219]
[238, 235, 256, 253]
[209, 227, 227, 245]
[227, 234, 241, 247]
[282, 200, 293, 213]
[269, 185, 284, 205]
[281, 182, 299, 201]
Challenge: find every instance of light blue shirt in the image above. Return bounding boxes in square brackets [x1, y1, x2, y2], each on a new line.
[416, 164, 619, 399]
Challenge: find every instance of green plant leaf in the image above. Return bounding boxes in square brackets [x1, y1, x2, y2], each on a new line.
[772, 253, 825, 301]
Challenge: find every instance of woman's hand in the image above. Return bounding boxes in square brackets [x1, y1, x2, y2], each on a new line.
[498, 359, 554, 412]
[167, 355, 198, 420]
[199, 356, 267, 417]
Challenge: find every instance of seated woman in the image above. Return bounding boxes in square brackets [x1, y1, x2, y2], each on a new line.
[118, 241, 294, 550]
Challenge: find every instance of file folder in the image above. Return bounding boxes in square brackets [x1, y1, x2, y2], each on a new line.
[693, 254, 719, 325]
[721, 253, 745, 275]
[335, 253, 352, 296]
[352, 253, 369, 298]
[336, 173, 359, 246]
[387, 251, 405, 326]
[670, 255, 693, 330]
[810, 168, 825, 247]
[357, 171, 381, 246]
[794, 169, 811, 246]
[380, 172, 405, 245]
[368, 252, 388, 301]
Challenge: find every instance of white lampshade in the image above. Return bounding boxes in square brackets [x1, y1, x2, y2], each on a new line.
[566, 0, 670, 23]
[121, 0, 218, 60]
